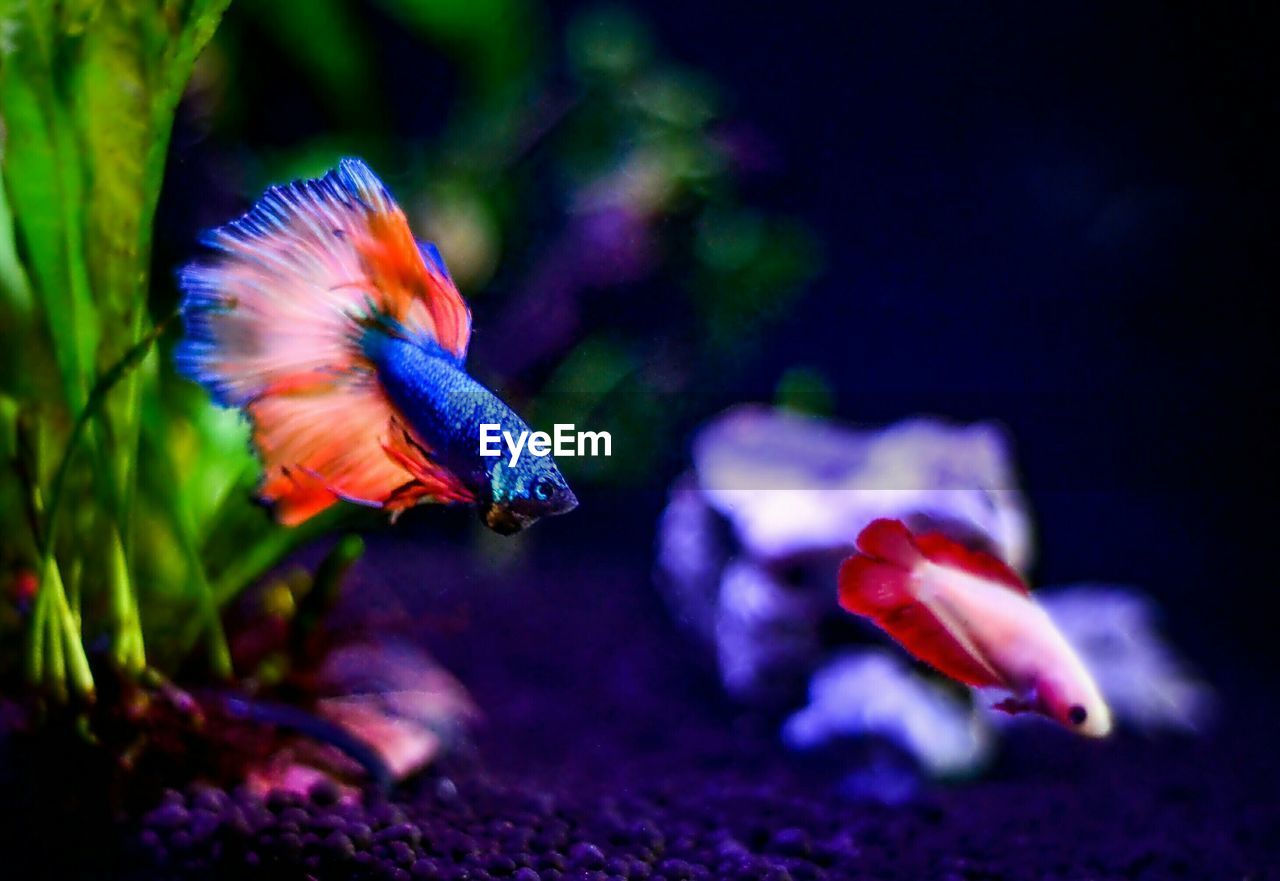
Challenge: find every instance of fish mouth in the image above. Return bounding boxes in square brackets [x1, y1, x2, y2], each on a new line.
[1078, 703, 1113, 738]
[555, 487, 580, 516]
[481, 490, 579, 535]
[483, 504, 530, 536]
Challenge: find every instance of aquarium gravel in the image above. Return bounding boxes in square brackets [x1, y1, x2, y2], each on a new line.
[0, 532, 1258, 880]
[127, 722, 1278, 881]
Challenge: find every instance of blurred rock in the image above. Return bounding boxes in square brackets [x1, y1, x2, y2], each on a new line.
[691, 404, 1032, 565]
[658, 405, 1032, 708]
[784, 651, 992, 777]
[658, 405, 1210, 775]
[1038, 586, 1214, 731]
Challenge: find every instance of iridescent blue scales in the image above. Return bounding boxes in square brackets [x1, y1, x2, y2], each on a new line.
[176, 159, 576, 533]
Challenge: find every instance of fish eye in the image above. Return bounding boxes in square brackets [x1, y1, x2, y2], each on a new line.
[1068, 705, 1088, 725]
[532, 477, 553, 501]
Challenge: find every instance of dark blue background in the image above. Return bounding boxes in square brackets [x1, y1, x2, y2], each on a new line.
[166, 1, 1276, 670]
[542, 1, 1275, 667]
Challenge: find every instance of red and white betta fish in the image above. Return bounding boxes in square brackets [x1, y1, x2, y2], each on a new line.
[176, 159, 577, 533]
[838, 518, 1112, 737]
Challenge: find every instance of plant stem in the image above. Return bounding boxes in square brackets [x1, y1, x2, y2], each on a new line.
[25, 574, 48, 686]
[41, 318, 172, 562]
[45, 585, 67, 703]
[45, 554, 94, 700]
[211, 517, 334, 607]
[157, 439, 233, 680]
[195, 566, 233, 681]
[107, 526, 146, 674]
[67, 557, 83, 628]
[291, 534, 364, 660]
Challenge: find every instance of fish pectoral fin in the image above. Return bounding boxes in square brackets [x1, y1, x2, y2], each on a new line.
[992, 693, 1037, 716]
[378, 420, 473, 508]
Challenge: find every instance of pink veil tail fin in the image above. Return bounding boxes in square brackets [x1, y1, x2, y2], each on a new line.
[176, 159, 475, 524]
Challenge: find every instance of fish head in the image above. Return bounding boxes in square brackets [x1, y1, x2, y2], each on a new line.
[480, 455, 578, 535]
[1038, 672, 1113, 738]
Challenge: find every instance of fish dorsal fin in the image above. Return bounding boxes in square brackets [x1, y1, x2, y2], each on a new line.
[417, 240, 452, 280]
[335, 159, 471, 361]
[914, 532, 1030, 595]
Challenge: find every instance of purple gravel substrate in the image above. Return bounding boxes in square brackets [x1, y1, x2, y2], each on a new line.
[132, 723, 1279, 881]
[7, 527, 1280, 879]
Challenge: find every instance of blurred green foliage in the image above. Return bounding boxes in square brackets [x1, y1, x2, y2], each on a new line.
[0, 0, 245, 703]
[775, 366, 835, 418]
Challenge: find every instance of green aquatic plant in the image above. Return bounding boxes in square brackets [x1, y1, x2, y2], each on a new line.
[0, 0, 356, 712]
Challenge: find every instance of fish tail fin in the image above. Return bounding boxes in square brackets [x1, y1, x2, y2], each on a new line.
[837, 518, 922, 615]
[839, 518, 1006, 688]
[177, 158, 473, 524]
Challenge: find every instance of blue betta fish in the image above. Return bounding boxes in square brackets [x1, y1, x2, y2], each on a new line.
[176, 159, 577, 534]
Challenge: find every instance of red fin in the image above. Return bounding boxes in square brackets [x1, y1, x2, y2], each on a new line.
[839, 519, 1007, 689]
[249, 385, 472, 526]
[914, 532, 1029, 595]
[381, 420, 474, 504]
[266, 470, 347, 527]
[177, 159, 474, 525]
[854, 518, 922, 568]
[350, 182, 471, 359]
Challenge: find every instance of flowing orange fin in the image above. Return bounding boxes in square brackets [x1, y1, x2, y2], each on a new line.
[176, 159, 473, 523]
